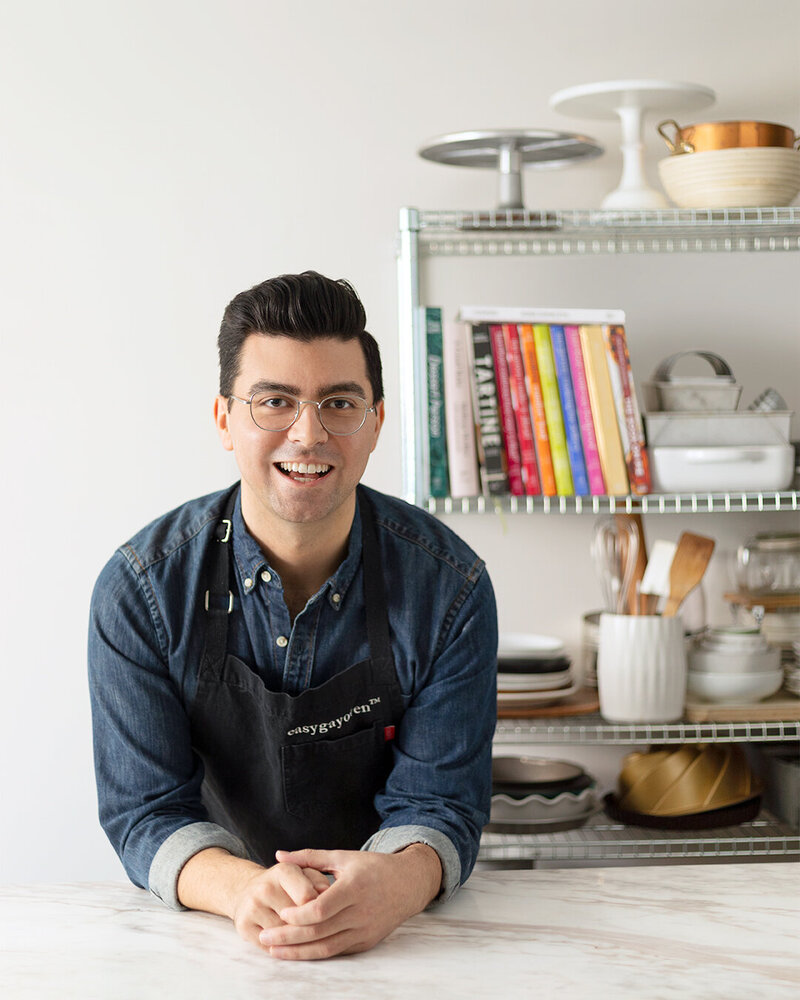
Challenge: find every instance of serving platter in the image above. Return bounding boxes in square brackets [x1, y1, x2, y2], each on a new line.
[497, 686, 600, 719]
[497, 681, 580, 709]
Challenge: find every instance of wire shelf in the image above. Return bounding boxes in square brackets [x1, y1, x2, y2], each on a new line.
[477, 809, 800, 862]
[494, 714, 800, 745]
[426, 490, 800, 515]
[410, 206, 800, 256]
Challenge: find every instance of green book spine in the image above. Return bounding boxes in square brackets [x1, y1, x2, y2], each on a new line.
[425, 308, 450, 497]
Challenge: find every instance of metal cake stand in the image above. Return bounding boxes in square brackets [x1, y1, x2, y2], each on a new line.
[550, 79, 716, 209]
[418, 129, 604, 210]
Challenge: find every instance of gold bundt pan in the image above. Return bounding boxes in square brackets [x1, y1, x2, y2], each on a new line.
[617, 744, 762, 816]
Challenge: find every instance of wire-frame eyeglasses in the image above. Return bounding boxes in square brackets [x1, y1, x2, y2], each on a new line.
[229, 390, 377, 436]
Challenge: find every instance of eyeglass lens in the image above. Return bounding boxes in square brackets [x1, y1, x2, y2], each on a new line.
[250, 393, 368, 435]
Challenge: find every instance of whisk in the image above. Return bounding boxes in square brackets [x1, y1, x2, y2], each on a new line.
[591, 517, 640, 614]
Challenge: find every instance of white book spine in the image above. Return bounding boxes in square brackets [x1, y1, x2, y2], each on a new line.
[458, 305, 626, 325]
[442, 320, 480, 497]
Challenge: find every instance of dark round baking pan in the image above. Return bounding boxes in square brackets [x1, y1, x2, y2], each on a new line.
[603, 792, 762, 830]
[496, 655, 572, 674]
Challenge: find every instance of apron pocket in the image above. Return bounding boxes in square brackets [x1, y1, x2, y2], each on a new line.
[282, 724, 390, 822]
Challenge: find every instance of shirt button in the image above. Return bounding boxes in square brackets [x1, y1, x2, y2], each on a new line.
[276, 635, 288, 648]
[244, 577, 253, 591]
[261, 570, 272, 583]
[332, 593, 341, 604]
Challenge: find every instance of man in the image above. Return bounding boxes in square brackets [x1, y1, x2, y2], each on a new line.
[89, 271, 497, 960]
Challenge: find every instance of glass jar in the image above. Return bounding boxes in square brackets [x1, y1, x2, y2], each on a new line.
[736, 532, 800, 594]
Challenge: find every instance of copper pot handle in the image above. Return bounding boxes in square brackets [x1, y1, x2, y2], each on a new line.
[656, 119, 694, 154]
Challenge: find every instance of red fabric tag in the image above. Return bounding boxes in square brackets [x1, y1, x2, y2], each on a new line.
[384, 725, 395, 741]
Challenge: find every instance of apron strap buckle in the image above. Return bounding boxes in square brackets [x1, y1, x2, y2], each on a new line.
[205, 589, 234, 614]
[216, 518, 232, 543]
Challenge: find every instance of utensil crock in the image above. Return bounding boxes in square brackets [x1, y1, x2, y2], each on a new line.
[597, 613, 687, 723]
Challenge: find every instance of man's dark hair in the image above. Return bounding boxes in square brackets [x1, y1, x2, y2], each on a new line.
[218, 271, 383, 404]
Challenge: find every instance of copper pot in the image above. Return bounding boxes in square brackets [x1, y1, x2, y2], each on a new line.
[657, 118, 800, 155]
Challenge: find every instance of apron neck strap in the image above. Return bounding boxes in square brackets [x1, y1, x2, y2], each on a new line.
[356, 486, 393, 667]
[203, 483, 394, 670]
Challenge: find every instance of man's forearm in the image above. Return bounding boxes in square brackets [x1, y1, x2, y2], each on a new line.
[177, 847, 265, 917]
[394, 842, 443, 910]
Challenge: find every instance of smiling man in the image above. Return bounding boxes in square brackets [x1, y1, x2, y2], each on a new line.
[88, 271, 498, 960]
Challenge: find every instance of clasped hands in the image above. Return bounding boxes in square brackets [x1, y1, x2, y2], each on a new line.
[231, 844, 442, 960]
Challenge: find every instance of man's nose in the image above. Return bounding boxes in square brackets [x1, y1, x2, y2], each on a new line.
[287, 400, 329, 444]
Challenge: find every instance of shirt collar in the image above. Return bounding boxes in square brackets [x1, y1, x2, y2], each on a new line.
[230, 486, 363, 608]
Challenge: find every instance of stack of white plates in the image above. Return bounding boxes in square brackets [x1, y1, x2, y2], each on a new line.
[497, 633, 577, 709]
[658, 147, 800, 208]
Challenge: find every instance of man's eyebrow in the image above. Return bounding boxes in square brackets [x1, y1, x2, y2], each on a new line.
[318, 381, 368, 398]
[246, 379, 300, 396]
[246, 379, 368, 398]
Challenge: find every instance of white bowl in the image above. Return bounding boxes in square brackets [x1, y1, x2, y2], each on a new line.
[687, 668, 783, 702]
[688, 645, 780, 674]
[498, 632, 565, 660]
[658, 147, 800, 208]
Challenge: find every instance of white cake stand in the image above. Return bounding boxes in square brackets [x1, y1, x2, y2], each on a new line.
[550, 80, 716, 209]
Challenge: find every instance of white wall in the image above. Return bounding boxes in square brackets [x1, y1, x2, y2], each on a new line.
[1, 0, 798, 882]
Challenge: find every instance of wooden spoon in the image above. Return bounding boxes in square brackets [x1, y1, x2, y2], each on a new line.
[662, 531, 716, 617]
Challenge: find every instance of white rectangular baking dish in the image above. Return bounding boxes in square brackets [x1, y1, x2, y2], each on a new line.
[651, 444, 795, 492]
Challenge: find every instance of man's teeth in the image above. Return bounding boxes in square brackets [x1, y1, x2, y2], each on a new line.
[279, 462, 331, 475]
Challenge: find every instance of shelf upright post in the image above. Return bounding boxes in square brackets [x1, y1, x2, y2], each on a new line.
[397, 207, 425, 505]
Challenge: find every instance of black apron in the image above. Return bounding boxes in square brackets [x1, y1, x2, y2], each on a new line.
[188, 485, 405, 866]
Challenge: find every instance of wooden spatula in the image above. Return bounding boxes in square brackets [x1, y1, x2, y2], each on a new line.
[662, 531, 716, 617]
[616, 513, 648, 614]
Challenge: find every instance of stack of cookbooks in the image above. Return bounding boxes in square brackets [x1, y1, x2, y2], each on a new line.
[496, 633, 578, 712]
[422, 305, 651, 499]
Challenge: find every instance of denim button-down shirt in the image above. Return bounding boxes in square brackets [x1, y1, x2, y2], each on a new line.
[88, 484, 497, 909]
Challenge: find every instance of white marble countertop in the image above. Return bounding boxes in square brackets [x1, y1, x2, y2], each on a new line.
[2, 863, 798, 999]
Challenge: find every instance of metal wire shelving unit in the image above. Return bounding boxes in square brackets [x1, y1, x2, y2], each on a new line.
[398, 205, 800, 865]
[397, 205, 800, 508]
[493, 714, 800, 746]
[478, 809, 800, 863]
[413, 206, 800, 257]
[425, 490, 800, 516]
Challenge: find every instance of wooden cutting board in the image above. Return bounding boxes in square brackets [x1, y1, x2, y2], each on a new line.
[497, 686, 600, 719]
[684, 692, 800, 722]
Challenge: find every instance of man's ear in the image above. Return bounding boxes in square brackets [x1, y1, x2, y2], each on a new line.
[369, 399, 386, 453]
[214, 396, 234, 452]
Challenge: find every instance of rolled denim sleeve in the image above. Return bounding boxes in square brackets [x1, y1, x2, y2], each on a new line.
[88, 550, 237, 901]
[372, 566, 497, 894]
[362, 824, 461, 903]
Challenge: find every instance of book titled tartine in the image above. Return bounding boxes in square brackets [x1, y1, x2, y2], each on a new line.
[468, 323, 509, 496]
